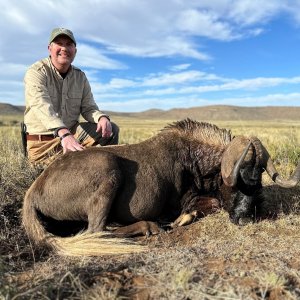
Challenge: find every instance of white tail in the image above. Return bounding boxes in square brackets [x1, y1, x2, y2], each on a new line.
[48, 232, 147, 256]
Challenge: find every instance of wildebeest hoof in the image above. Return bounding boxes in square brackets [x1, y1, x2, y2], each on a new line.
[113, 221, 163, 238]
[171, 211, 198, 228]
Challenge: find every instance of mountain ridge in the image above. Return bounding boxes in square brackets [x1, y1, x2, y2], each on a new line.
[1, 102, 300, 121]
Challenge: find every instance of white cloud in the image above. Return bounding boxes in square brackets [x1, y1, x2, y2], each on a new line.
[92, 78, 137, 93]
[140, 75, 300, 95]
[76, 44, 126, 70]
[281, 0, 300, 24]
[92, 69, 300, 96]
[227, 0, 282, 26]
[0, 0, 293, 65]
[206, 92, 300, 107]
[89, 68, 300, 111]
[107, 36, 210, 60]
[176, 9, 237, 41]
[90, 69, 223, 93]
[0, 63, 27, 80]
[1, 0, 300, 110]
[0, 0, 299, 70]
[212, 77, 300, 91]
[108, 78, 137, 89]
[97, 92, 300, 112]
[142, 70, 218, 86]
[170, 64, 191, 71]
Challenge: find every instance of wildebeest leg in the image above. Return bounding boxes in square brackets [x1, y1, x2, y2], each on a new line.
[87, 170, 121, 233]
[192, 196, 221, 217]
[113, 221, 162, 238]
[172, 196, 221, 228]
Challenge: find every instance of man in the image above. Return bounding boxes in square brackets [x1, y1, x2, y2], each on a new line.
[24, 28, 119, 166]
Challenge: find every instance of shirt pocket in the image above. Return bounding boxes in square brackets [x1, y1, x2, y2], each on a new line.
[48, 87, 60, 112]
[65, 90, 82, 119]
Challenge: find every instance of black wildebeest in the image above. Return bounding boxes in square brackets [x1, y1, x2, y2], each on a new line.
[22, 119, 300, 256]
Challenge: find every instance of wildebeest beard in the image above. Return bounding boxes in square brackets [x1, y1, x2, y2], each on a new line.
[229, 163, 265, 225]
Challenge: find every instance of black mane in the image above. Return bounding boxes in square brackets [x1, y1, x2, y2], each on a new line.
[162, 118, 232, 147]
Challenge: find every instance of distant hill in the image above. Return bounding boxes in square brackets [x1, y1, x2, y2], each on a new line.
[106, 105, 300, 121]
[0, 103, 25, 115]
[1, 102, 300, 121]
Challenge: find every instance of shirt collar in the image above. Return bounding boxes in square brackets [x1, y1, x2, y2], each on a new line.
[47, 56, 73, 79]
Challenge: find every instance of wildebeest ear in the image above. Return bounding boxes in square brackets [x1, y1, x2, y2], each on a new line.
[221, 136, 254, 187]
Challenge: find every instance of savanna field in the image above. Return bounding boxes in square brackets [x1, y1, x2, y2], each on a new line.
[0, 114, 300, 300]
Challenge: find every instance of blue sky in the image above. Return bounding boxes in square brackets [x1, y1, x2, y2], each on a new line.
[0, 0, 300, 112]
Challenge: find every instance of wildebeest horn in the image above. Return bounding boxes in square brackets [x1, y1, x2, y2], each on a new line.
[261, 145, 300, 188]
[221, 137, 253, 187]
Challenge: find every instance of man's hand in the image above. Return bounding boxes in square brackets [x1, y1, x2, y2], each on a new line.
[96, 116, 112, 138]
[58, 128, 84, 154]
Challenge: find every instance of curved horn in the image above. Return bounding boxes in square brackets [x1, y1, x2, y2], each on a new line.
[221, 139, 252, 187]
[261, 145, 300, 188]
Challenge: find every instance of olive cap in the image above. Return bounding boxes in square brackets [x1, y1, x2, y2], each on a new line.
[49, 28, 76, 45]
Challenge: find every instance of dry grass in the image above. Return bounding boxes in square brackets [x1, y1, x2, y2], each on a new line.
[0, 116, 299, 299]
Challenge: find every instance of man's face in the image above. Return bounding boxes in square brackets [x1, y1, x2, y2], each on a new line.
[48, 35, 77, 70]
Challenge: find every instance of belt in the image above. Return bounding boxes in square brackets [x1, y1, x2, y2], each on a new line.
[26, 134, 55, 141]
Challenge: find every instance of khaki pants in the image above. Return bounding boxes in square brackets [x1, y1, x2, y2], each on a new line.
[27, 122, 119, 167]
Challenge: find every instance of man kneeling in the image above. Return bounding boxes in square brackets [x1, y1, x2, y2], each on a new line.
[23, 28, 118, 167]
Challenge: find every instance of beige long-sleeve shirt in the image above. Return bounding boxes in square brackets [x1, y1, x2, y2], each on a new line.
[24, 57, 107, 135]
